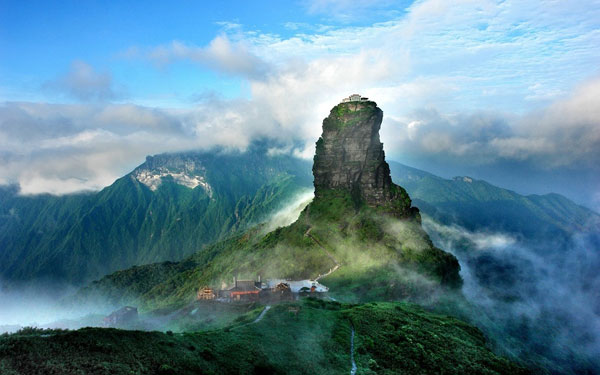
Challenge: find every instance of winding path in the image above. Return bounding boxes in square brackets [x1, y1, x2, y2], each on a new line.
[316, 264, 340, 281]
[304, 226, 341, 281]
[253, 305, 271, 323]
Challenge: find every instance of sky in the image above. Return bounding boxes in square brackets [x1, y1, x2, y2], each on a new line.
[1, 0, 599, 210]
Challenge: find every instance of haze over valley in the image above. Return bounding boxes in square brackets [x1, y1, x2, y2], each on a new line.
[1, 1, 599, 374]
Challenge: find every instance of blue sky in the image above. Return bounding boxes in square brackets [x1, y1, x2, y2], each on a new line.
[0, 0, 411, 104]
[1, 0, 599, 210]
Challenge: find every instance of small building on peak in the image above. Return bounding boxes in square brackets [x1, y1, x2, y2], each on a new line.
[341, 94, 369, 103]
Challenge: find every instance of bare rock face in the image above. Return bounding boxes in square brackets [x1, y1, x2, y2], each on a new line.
[133, 154, 213, 196]
[313, 100, 415, 218]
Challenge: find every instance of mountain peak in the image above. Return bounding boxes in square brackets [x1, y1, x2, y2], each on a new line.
[132, 153, 213, 196]
[313, 99, 415, 217]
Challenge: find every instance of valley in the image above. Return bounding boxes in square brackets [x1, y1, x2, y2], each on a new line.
[0, 99, 598, 374]
[3, 2, 598, 374]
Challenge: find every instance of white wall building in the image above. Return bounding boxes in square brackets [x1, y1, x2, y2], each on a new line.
[266, 279, 329, 293]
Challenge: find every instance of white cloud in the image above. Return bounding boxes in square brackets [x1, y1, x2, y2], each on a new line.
[43, 61, 120, 101]
[0, 102, 194, 194]
[0, 99, 309, 194]
[5, 75, 597, 197]
[304, 0, 400, 22]
[2, 0, 599, 198]
[381, 76, 600, 169]
[131, 36, 270, 79]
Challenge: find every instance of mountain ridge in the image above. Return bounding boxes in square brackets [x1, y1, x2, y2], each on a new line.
[2, 153, 596, 288]
[0, 148, 312, 286]
[73, 99, 462, 311]
[389, 161, 599, 238]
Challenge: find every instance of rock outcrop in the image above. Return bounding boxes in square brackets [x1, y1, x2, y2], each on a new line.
[133, 154, 213, 195]
[313, 99, 416, 218]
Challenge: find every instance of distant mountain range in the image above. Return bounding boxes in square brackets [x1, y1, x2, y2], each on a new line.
[3, 102, 597, 375]
[0, 146, 311, 286]
[389, 161, 598, 239]
[1, 145, 597, 288]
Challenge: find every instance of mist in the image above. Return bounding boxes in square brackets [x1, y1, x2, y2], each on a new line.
[0, 281, 116, 333]
[262, 189, 314, 233]
[0, 190, 316, 334]
[422, 216, 600, 374]
[2, 188, 599, 373]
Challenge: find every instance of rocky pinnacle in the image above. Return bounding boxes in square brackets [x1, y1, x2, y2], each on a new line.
[313, 99, 416, 218]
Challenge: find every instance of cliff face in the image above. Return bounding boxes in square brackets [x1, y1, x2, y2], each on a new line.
[74, 98, 464, 310]
[313, 100, 415, 217]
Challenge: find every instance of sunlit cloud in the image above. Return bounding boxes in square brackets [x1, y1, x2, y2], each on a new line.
[125, 36, 271, 80]
[1, 0, 599, 205]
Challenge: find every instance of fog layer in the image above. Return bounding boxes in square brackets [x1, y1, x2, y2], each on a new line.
[423, 217, 600, 374]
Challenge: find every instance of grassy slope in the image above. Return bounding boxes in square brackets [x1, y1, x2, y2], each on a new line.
[0, 300, 528, 375]
[3, 156, 595, 286]
[76, 188, 460, 312]
[0, 151, 312, 285]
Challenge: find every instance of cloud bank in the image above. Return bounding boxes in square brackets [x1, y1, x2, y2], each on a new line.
[423, 216, 600, 373]
[2, 75, 598, 206]
[125, 36, 270, 80]
[1, 0, 599, 207]
[382, 77, 600, 169]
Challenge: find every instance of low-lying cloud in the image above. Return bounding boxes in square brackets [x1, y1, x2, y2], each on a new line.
[0, 280, 112, 331]
[263, 189, 315, 233]
[422, 216, 600, 373]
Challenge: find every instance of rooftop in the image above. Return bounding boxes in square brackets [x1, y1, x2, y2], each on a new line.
[341, 94, 369, 103]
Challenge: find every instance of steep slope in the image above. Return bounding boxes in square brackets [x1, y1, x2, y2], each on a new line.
[3, 137, 596, 288]
[0, 300, 529, 375]
[0, 147, 312, 286]
[389, 162, 599, 239]
[313, 101, 413, 214]
[390, 162, 600, 375]
[77, 99, 461, 310]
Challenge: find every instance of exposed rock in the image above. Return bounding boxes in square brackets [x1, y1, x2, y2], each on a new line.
[133, 154, 213, 196]
[313, 99, 416, 218]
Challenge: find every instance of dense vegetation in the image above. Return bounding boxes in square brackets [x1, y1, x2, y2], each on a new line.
[74, 185, 462, 312]
[2, 152, 595, 288]
[389, 162, 599, 239]
[325, 101, 379, 130]
[2, 152, 597, 374]
[0, 299, 528, 375]
[0, 147, 312, 285]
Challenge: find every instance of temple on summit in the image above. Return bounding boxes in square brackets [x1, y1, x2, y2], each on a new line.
[341, 94, 369, 102]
